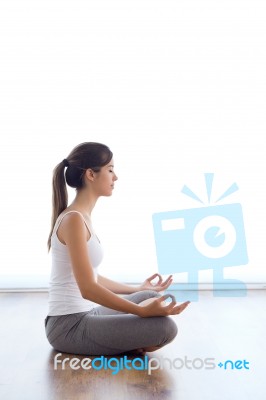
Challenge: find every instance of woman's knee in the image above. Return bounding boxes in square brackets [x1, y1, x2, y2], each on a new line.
[137, 290, 161, 305]
[142, 289, 161, 299]
[162, 317, 178, 345]
[125, 290, 161, 304]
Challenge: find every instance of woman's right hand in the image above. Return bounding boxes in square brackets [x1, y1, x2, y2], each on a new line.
[138, 295, 190, 318]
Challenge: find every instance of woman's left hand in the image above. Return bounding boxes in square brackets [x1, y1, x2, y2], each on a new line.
[138, 273, 173, 293]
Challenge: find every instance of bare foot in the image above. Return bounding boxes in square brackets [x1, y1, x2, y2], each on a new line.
[142, 346, 161, 352]
[122, 348, 147, 356]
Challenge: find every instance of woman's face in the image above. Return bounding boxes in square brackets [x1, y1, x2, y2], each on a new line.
[92, 158, 118, 196]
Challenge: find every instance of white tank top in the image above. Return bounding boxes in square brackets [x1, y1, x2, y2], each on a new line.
[48, 211, 104, 316]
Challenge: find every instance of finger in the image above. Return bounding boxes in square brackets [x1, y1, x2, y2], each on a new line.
[155, 274, 163, 285]
[176, 300, 190, 308]
[148, 273, 163, 285]
[158, 275, 172, 287]
[164, 300, 177, 311]
[147, 273, 159, 283]
[165, 275, 173, 284]
[173, 301, 191, 314]
[160, 277, 173, 289]
[160, 294, 176, 304]
[163, 300, 190, 314]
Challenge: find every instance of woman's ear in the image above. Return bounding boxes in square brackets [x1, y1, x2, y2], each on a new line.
[85, 169, 95, 182]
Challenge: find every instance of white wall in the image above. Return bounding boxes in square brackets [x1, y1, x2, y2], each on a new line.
[0, 0, 265, 288]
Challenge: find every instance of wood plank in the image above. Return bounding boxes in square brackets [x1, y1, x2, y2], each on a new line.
[0, 290, 265, 399]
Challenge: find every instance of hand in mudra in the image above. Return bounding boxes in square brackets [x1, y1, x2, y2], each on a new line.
[139, 294, 190, 318]
[139, 273, 174, 293]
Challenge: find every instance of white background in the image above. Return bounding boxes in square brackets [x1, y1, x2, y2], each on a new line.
[0, 0, 265, 288]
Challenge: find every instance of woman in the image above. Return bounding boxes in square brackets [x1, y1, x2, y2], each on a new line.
[44, 142, 190, 356]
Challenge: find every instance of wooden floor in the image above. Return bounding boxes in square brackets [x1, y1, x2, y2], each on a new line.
[0, 290, 265, 400]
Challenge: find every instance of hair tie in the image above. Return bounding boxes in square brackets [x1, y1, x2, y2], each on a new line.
[62, 159, 69, 168]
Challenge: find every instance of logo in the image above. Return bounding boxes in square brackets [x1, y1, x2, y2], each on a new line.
[152, 173, 248, 300]
[54, 353, 250, 374]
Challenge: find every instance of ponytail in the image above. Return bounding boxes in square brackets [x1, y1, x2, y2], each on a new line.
[47, 161, 68, 251]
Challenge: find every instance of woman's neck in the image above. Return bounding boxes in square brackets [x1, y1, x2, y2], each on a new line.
[69, 190, 98, 218]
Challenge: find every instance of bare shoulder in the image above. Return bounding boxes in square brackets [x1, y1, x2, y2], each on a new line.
[57, 211, 89, 244]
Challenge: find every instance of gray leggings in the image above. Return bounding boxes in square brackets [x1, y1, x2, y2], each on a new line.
[44, 290, 178, 356]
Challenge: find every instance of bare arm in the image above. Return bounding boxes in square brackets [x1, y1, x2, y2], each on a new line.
[97, 274, 174, 294]
[61, 213, 190, 317]
[97, 274, 140, 294]
[61, 213, 142, 315]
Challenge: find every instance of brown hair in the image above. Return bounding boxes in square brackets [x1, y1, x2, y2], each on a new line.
[47, 142, 113, 251]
